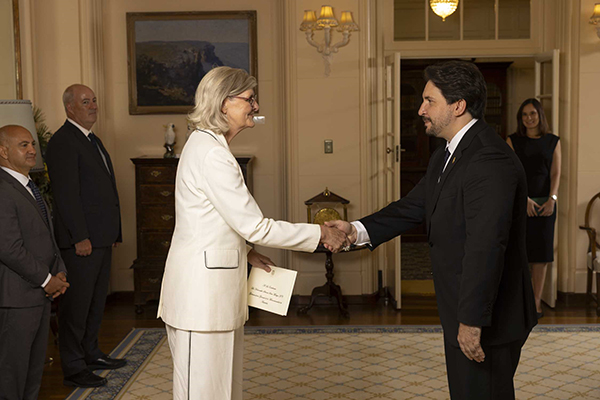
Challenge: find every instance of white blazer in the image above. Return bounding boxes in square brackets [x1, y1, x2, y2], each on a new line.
[158, 129, 320, 331]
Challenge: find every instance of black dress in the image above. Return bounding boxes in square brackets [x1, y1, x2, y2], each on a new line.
[509, 133, 560, 263]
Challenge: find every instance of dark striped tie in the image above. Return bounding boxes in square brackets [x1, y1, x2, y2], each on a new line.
[27, 179, 49, 225]
[438, 148, 451, 181]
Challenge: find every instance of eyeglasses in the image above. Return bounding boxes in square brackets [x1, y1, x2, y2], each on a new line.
[229, 95, 258, 108]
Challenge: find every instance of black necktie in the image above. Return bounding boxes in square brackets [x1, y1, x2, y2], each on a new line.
[88, 132, 110, 173]
[88, 131, 99, 147]
[439, 148, 451, 180]
[88, 132, 104, 156]
[27, 179, 49, 225]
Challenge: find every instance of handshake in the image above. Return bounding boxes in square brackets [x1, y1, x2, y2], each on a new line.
[319, 220, 358, 253]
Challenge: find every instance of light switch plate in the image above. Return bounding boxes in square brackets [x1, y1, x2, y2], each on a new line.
[324, 139, 333, 154]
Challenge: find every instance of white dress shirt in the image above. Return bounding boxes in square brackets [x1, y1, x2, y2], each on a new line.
[351, 118, 478, 245]
[1, 166, 52, 287]
[67, 118, 92, 138]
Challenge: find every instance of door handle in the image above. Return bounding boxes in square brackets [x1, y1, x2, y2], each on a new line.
[388, 147, 405, 161]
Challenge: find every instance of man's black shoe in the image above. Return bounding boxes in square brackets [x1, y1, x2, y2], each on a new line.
[88, 355, 127, 370]
[63, 369, 107, 388]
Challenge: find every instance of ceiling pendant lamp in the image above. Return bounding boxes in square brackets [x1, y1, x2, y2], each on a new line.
[430, 0, 459, 22]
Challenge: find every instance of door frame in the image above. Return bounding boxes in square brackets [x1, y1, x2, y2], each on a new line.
[370, 50, 560, 304]
[535, 49, 560, 308]
[383, 52, 402, 308]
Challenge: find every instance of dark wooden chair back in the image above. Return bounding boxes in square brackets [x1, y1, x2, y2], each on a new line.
[578, 191, 600, 315]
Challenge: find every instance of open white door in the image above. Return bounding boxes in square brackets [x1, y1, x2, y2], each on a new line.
[534, 49, 559, 308]
[384, 53, 402, 309]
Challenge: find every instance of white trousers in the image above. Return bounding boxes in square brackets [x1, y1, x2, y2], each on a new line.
[166, 324, 243, 400]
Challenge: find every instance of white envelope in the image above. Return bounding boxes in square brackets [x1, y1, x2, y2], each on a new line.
[247, 266, 297, 316]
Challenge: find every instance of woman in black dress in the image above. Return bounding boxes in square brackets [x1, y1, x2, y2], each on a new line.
[507, 98, 561, 318]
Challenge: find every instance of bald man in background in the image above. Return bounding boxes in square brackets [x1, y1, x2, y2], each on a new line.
[0, 125, 69, 400]
[45, 84, 124, 388]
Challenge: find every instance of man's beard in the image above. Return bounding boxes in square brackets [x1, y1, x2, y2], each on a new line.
[423, 118, 440, 137]
[423, 111, 452, 138]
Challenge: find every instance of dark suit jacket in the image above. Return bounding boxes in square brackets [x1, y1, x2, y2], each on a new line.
[361, 120, 538, 347]
[45, 120, 121, 248]
[0, 169, 67, 308]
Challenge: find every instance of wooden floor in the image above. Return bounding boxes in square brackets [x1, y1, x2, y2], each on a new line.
[39, 292, 599, 399]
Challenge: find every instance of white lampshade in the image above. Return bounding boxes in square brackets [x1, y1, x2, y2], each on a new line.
[300, 10, 320, 31]
[0, 100, 44, 172]
[337, 11, 359, 32]
[303, 10, 317, 23]
[317, 5, 339, 28]
[340, 11, 354, 24]
[591, 3, 600, 24]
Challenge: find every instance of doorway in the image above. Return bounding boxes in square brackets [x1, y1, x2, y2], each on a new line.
[399, 56, 538, 293]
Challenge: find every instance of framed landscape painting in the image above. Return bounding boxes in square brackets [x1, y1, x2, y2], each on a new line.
[126, 11, 257, 115]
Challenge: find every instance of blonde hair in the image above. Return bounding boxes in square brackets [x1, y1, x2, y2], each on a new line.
[188, 67, 257, 135]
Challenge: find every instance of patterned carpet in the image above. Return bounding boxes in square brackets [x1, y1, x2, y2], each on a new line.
[67, 325, 600, 400]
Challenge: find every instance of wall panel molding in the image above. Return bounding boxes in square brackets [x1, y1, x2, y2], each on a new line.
[78, 0, 107, 145]
[18, 0, 36, 102]
[283, 0, 299, 271]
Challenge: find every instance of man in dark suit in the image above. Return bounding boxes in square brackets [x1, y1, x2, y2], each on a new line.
[328, 61, 537, 399]
[45, 84, 125, 388]
[0, 125, 70, 400]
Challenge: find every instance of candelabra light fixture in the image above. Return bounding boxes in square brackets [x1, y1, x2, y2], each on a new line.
[591, 3, 600, 39]
[299, 5, 359, 77]
[429, 0, 459, 22]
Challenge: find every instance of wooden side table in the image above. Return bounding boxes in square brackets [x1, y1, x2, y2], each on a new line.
[298, 245, 366, 318]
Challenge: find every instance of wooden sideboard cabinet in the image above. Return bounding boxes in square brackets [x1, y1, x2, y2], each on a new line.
[130, 156, 253, 313]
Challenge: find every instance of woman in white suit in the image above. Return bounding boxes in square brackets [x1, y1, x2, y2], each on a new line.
[158, 67, 347, 399]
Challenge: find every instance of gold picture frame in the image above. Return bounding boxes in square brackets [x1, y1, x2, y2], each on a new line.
[126, 11, 258, 115]
[0, 0, 22, 99]
[12, 0, 22, 99]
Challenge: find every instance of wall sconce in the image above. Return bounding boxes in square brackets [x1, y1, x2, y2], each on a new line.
[430, 0, 459, 21]
[591, 3, 600, 39]
[299, 5, 359, 77]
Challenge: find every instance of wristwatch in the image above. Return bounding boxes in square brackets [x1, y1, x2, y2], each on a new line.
[550, 194, 558, 201]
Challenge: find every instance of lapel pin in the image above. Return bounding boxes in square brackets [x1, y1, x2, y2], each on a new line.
[452, 157, 456, 164]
